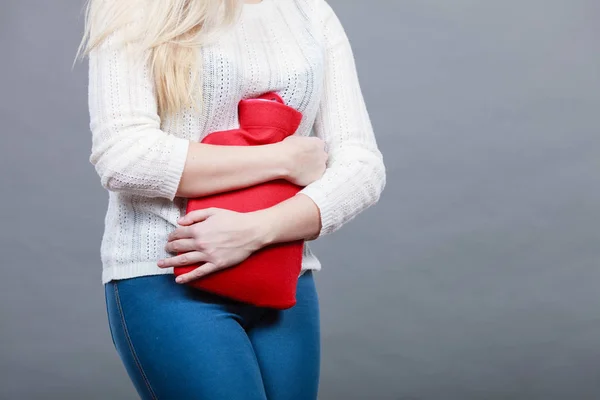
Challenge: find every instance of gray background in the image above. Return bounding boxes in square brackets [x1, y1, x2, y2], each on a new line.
[1, 0, 599, 399]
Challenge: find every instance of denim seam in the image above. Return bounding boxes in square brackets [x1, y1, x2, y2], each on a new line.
[113, 283, 158, 400]
[104, 284, 117, 348]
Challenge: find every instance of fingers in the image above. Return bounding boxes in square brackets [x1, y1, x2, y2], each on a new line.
[157, 251, 209, 268]
[175, 263, 220, 283]
[164, 238, 197, 254]
[178, 208, 219, 225]
[167, 225, 194, 241]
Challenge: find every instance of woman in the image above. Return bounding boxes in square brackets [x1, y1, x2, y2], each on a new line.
[77, 0, 386, 398]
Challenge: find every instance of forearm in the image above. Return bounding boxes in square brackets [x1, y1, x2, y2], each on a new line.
[175, 142, 289, 198]
[252, 193, 322, 245]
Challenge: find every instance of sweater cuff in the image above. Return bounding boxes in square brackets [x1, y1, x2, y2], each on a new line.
[297, 185, 337, 238]
[160, 137, 191, 201]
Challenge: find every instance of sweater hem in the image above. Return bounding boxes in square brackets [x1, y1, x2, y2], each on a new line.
[101, 256, 322, 285]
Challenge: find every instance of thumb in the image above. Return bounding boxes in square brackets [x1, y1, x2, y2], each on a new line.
[179, 207, 219, 225]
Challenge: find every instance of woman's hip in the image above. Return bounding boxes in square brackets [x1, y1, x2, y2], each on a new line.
[103, 270, 319, 399]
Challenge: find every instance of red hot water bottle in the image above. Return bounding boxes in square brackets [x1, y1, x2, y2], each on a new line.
[174, 92, 305, 309]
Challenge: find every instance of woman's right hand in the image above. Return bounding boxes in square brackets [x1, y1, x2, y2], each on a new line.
[278, 136, 328, 186]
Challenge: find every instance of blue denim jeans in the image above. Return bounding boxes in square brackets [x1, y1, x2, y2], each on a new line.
[104, 270, 320, 400]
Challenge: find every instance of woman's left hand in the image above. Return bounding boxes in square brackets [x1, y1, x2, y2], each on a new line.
[158, 208, 268, 284]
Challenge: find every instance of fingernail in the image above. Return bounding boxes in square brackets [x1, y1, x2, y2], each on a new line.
[175, 277, 183, 283]
[157, 260, 164, 267]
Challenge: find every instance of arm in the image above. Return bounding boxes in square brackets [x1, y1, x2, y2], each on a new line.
[175, 143, 291, 198]
[253, 0, 386, 243]
[88, 24, 292, 201]
[253, 193, 322, 245]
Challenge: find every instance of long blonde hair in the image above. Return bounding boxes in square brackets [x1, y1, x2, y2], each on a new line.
[74, 0, 242, 120]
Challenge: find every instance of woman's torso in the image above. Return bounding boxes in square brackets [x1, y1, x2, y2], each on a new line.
[100, 0, 325, 283]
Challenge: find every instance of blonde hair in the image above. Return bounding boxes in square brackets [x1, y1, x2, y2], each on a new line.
[74, 0, 242, 120]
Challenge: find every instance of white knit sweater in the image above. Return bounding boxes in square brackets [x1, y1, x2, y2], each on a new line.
[87, 0, 386, 284]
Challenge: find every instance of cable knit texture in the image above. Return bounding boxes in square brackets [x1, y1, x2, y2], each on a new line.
[88, 0, 386, 284]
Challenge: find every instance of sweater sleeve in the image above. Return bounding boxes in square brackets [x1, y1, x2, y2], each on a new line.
[87, 24, 191, 201]
[297, 0, 387, 238]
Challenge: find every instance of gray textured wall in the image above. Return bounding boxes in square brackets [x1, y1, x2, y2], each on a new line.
[1, 0, 599, 399]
